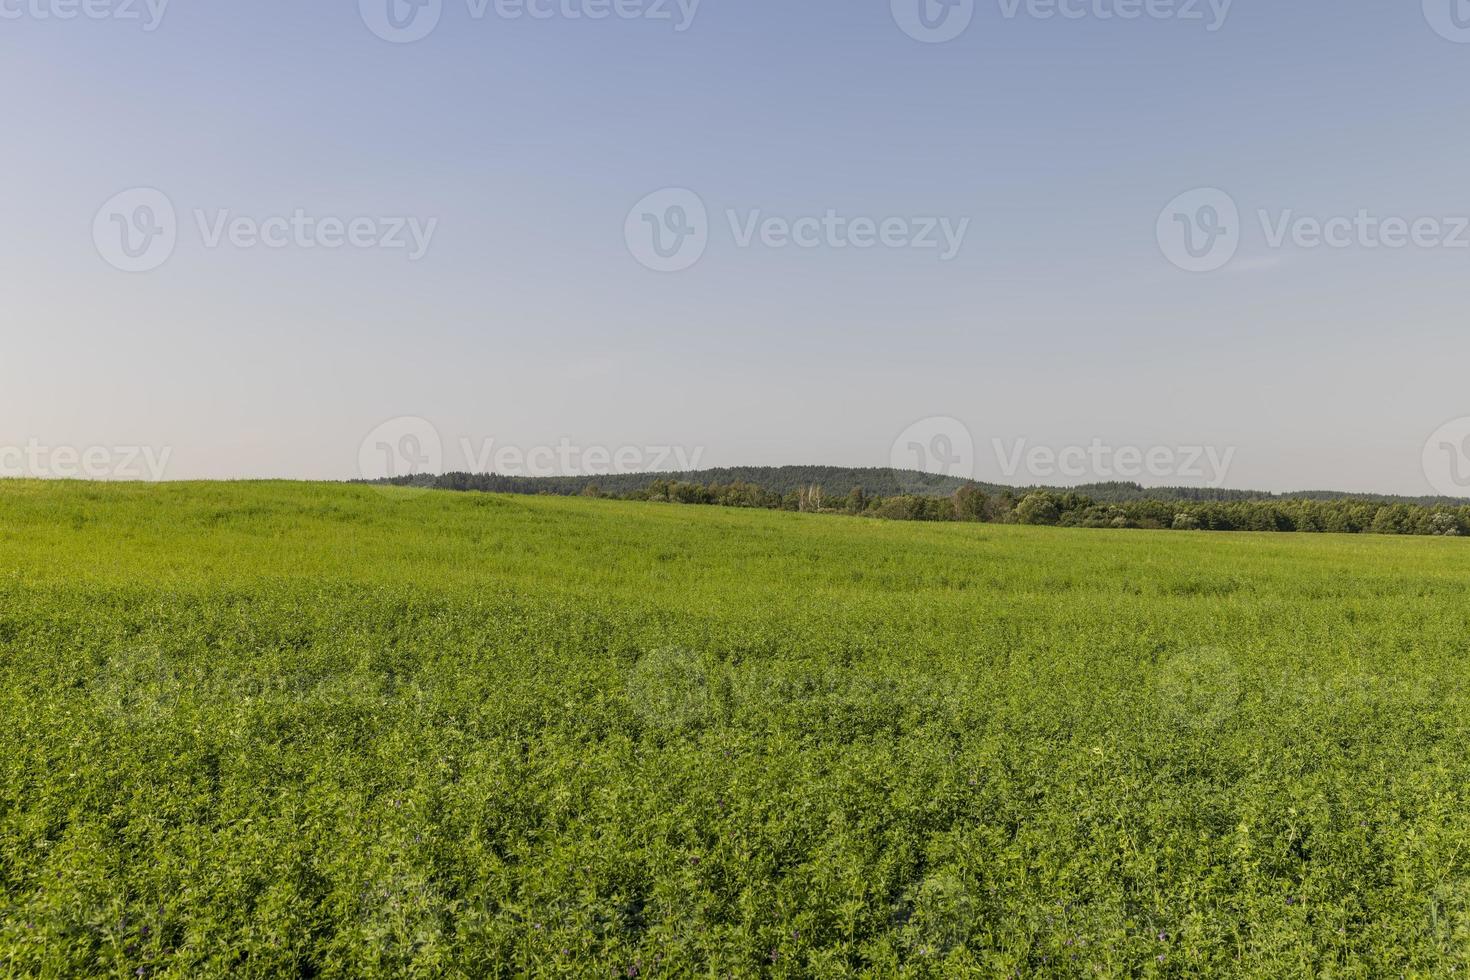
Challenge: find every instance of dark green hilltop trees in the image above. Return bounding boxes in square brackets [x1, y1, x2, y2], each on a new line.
[372, 468, 1470, 537]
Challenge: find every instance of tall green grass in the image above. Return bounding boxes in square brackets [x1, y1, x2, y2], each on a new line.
[2, 481, 1468, 976]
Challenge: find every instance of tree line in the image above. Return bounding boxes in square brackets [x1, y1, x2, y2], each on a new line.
[601, 481, 1469, 536]
[370, 470, 1468, 536]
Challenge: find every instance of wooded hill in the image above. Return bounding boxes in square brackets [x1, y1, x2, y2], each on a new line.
[369, 468, 1464, 509]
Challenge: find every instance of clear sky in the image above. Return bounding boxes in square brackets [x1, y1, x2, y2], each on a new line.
[4, 0, 1469, 494]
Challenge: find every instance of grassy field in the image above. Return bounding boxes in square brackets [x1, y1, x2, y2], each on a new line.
[2, 481, 1469, 977]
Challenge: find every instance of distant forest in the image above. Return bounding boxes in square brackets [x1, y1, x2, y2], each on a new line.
[368, 468, 1470, 537]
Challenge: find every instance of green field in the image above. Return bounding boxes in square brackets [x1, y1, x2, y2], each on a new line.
[3, 481, 1469, 977]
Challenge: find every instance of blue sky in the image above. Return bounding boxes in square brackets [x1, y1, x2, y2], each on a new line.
[4, 0, 1469, 493]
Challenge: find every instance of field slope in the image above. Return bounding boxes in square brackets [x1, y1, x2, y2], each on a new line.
[2, 481, 1469, 977]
